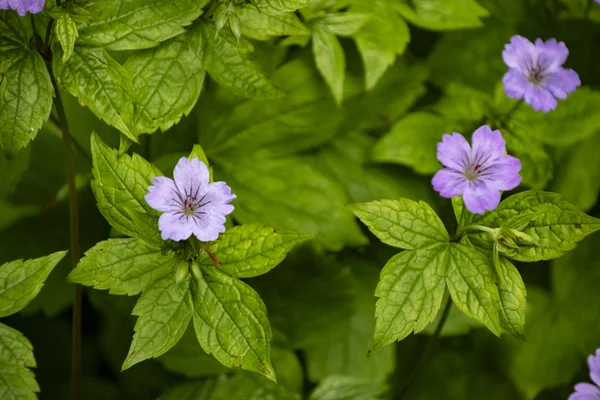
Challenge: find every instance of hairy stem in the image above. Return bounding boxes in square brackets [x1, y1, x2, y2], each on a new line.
[50, 72, 83, 400]
[395, 297, 453, 400]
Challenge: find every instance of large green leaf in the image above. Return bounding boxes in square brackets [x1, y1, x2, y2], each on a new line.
[252, 0, 308, 14]
[0, 323, 38, 400]
[395, 0, 489, 30]
[69, 238, 174, 296]
[0, 12, 32, 45]
[236, 6, 309, 40]
[0, 251, 67, 318]
[77, 0, 209, 50]
[192, 267, 275, 381]
[309, 376, 387, 400]
[312, 22, 345, 105]
[492, 253, 526, 338]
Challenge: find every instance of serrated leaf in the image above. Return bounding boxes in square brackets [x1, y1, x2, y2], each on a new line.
[469, 190, 600, 261]
[312, 22, 345, 105]
[90, 133, 162, 237]
[492, 252, 526, 338]
[124, 27, 206, 134]
[0, 323, 35, 367]
[395, 0, 489, 30]
[0, 251, 67, 317]
[218, 157, 366, 251]
[55, 13, 78, 63]
[0, 46, 53, 158]
[371, 244, 447, 352]
[202, 23, 283, 99]
[199, 224, 313, 278]
[348, 199, 448, 250]
[77, 0, 209, 50]
[372, 112, 457, 175]
[126, 209, 162, 247]
[237, 6, 309, 40]
[69, 238, 173, 296]
[319, 12, 370, 36]
[54, 47, 136, 141]
[510, 88, 600, 146]
[0, 364, 39, 400]
[309, 375, 387, 400]
[0, 12, 32, 45]
[192, 267, 275, 381]
[123, 273, 193, 370]
[252, 0, 308, 14]
[446, 244, 502, 337]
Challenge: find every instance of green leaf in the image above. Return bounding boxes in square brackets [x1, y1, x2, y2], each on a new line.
[348, 199, 448, 250]
[0, 323, 35, 367]
[123, 273, 193, 370]
[54, 47, 136, 141]
[319, 12, 371, 36]
[0, 147, 29, 202]
[160, 380, 216, 400]
[236, 6, 309, 40]
[429, 82, 491, 126]
[351, 0, 409, 89]
[0, 46, 53, 158]
[0, 251, 67, 318]
[202, 23, 283, 99]
[0, 12, 32, 45]
[125, 209, 163, 247]
[371, 244, 447, 352]
[309, 376, 387, 400]
[210, 373, 300, 400]
[502, 129, 553, 190]
[312, 22, 345, 105]
[469, 190, 600, 261]
[55, 12, 78, 63]
[124, 27, 206, 134]
[90, 133, 162, 237]
[192, 267, 275, 381]
[446, 244, 501, 337]
[199, 224, 313, 278]
[492, 252, 526, 338]
[395, 0, 489, 30]
[0, 366, 39, 399]
[218, 157, 366, 251]
[69, 238, 174, 296]
[510, 87, 600, 146]
[188, 144, 210, 167]
[77, 0, 209, 50]
[371, 112, 456, 175]
[252, 0, 309, 14]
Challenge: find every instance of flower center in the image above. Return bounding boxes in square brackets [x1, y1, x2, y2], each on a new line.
[464, 164, 482, 181]
[527, 67, 544, 85]
[183, 198, 197, 216]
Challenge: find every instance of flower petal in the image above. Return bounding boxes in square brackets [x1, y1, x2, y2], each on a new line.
[589, 350, 600, 387]
[437, 133, 471, 171]
[173, 157, 210, 199]
[145, 176, 179, 213]
[190, 212, 227, 242]
[462, 181, 501, 214]
[523, 84, 557, 112]
[574, 382, 600, 395]
[471, 125, 506, 166]
[201, 181, 236, 215]
[568, 392, 600, 400]
[158, 212, 193, 241]
[432, 168, 467, 198]
[544, 68, 581, 100]
[480, 155, 522, 191]
[502, 35, 535, 74]
[534, 38, 569, 71]
[503, 68, 528, 100]
[1, 0, 45, 14]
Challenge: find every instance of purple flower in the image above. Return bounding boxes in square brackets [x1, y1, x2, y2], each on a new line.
[0, 0, 45, 15]
[145, 157, 236, 242]
[431, 125, 522, 215]
[502, 35, 580, 112]
[570, 349, 600, 400]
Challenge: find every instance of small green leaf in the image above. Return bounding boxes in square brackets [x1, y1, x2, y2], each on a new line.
[188, 144, 210, 167]
[124, 27, 206, 134]
[395, 0, 489, 30]
[312, 22, 345, 105]
[123, 273, 193, 370]
[0, 46, 53, 157]
[0, 323, 35, 367]
[69, 238, 173, 296]
[0, 251, 67, 318]
[237, 6, 309, 40]
[371, 112, 456, 175]
[202, 23, 283, 99]
[492, 252, 526, 338]
[319, 12, 371, 36]
[0, 324, 39, 399]
[54, 47, 136, 141]
[309, 375, 387, 400]
[251, 0, 308, 14]
[446, 244, 502, 337]
[348, 199, 449, 250]
[192, 267, 275, 381]
[77, 0, 209, 50]
[199, 224, 314, 278]
[469, 190, 600, 261]
[371, 244, 448, 352]
[54, 13, 78, 63]
[90, 133, 162, 237]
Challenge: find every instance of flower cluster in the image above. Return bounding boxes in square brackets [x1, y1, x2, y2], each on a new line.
[570, 349, 600, 400]
[0, 0, 45, 15]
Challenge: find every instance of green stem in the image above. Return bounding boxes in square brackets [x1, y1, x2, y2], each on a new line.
[464, 224, 496, 235]
[50, 72, 83, 400]
[395, 297, 453, 400]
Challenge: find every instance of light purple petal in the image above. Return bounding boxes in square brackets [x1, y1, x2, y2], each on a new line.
[544, 68, 581, 100]
[0, 0, 45, 14]
[145, 176, 178, 213]
[190, 212, 227, 242]
[462, 181, 501, 214]
[201, 181, 236, 215]
[589, 351, 600, 387]
[432, 168, 467, 198]
[534, 38, 569, 71]
[569, 393, 600, 400]
[502, 35, 535, 74]
[158, 212, 193, 241]
[503, 69, 528, 100]
[480, 155, 522, 191]
[574, 383, 600, 395]
[173, 157, 210, 199]
[523, 84, 557, 112]
[436, 133, 471, 171]
[471, 125, 505, 166]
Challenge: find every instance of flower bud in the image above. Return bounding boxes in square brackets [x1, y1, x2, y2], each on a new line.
[175, 260, 189, 285]
[190, 261, 203, 283]
[229, 13, 242, 43]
